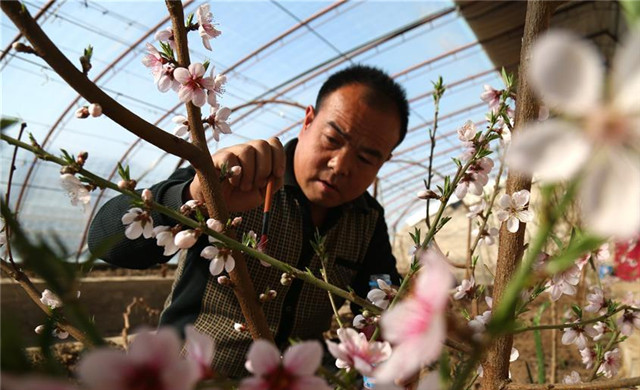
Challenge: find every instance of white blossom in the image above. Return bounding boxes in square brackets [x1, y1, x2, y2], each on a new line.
[121, 208, 153, 240]
[453, 277, 474, 300]
[153, 226, 179, 256]
[174, 229, 198, 249]
[597, 348, 621, 378]
[40, 289, 62, 309]
[60, 174, 91, 209]
[495, 190, 533, 233]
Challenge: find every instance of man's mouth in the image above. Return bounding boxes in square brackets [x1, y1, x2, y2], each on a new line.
[318, 179, 338, 193]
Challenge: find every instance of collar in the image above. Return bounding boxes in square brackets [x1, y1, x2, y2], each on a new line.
[283, 138, 370, 213]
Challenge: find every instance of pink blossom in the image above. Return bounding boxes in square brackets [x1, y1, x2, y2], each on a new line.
[366, 279, 397, 309]
[480, 84, 501, 111]
[239, 339, 331, 390]
[174, 63, 215, 107]
[506, 30, 640, 238]
[77, 328, 199, 390]
[546, 264, 580, 301]
[375, 248, 453, 383]
[457, 120, 476, 142]
[468, 310, 492, 340]
[561, 322, 590, 350]
[141, 43, 164, 79]
[154, 27, 175, 49]
[174, 229, 198, 249]
[616, 309, 640, 336]
[201, 245, 235, 276]
[353, 313, 376, 330]
[581, 347, 597, 369]
[597, 348, 621, 378]
[0, 374, 79, 390]
[584, 287, 608, 314]
[153, 226, 179, 256]
[141, 188, 152, 202]
[196, 4, 221, 51]
[205, 105, 232, 142]
[184, 325, 215, 380]
[206, 70, 227, 107]
[453, 277, 474, 300]
[562, 371, 581, 384]
[326, 328, 391, 376]
[121, 208, 154, 240]
[590, 321, 608, 341]
[495, 189, 533, 233]
[455, 157, 493, 199]
[158, 63, 180, 92]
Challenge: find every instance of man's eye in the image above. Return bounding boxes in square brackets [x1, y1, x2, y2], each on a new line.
[324, 135, 339, 145]
[358, 155, 373, 165]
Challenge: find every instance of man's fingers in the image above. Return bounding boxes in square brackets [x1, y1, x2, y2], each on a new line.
[268, 137, 285, 179]
[252, 139, 273, 189]
[236, 145, 256, 192]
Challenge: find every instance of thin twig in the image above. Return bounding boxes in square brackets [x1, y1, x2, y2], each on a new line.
[505, 376, 640, 390]
[0, 258, 91, 345]
[3, 122, 27, 268]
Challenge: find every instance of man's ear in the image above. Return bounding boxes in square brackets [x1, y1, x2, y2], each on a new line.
[302, 105, 315, 131]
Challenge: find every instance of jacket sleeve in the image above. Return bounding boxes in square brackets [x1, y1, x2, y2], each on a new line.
[87, 167, 196, 269]
[350, 209, 401, 313]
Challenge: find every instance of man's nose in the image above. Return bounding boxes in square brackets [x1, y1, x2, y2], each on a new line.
[327, 150, 352, 176]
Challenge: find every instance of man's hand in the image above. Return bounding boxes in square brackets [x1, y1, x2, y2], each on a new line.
[186, 137, 286, 213]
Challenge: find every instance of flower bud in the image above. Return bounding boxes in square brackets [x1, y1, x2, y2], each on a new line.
[230, 166, 242, 177]
[233, 323, 247, 333]
[217, 275, 232, 286]
[259, 289, 277, 303]
[417, 190, 439, 200]
[75, 107, 90, 119]
[174, 229, 198, 249]
[76, 151, 88, 166]
[53, 328, 69, 340]
[206, 218, 224, 233]
[12, 42, 35, 54]
[231, 217, 242, 227]
[280, 273, 293, 286]
[141, 188, 153, 202]
[88, 103, 102, 117]
[117, 179, 128, 190]
[34, 325, 46, 334]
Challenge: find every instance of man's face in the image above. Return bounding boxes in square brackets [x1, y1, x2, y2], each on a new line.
[294, 83, 402, 209]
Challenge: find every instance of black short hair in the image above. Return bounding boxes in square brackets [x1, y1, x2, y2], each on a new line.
[315, 64, 409, 147]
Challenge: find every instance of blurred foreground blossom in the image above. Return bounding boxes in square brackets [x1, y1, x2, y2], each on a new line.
[375, 247, 453, 383]
[507, 30, 640, 238]
[239, 340, 331, 390]
[184, 325, 215, 379]
[77, 328, 199, 390]
[40, 289, 62, 309]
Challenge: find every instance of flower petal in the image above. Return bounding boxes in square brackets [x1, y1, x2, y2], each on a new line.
[529, 30, 603, 116]
[507, 120, 591, 181]
[580, 148, 640, 238]
[245, 339, 280, 375]
[209, 257, 225, 276]
[283, 341, 323, 376]
[173, 67, 190, 84]
[612, 29, 640, 115]
[506, 216, 520, 233]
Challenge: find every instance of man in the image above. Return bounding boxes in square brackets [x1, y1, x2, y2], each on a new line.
[88, 64, 409, 377]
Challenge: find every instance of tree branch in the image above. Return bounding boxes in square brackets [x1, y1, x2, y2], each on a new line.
[164, 0, 273, 343]
[0, 1, 205, 168]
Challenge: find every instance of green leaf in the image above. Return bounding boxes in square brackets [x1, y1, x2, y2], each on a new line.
[533, 301, 549, 383]
[545, 234, 604, 274]
[1, 116, 20, 131]
[621, 0, 640, 26]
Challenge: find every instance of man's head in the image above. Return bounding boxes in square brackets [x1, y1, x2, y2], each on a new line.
[294, 65, 409, 210]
